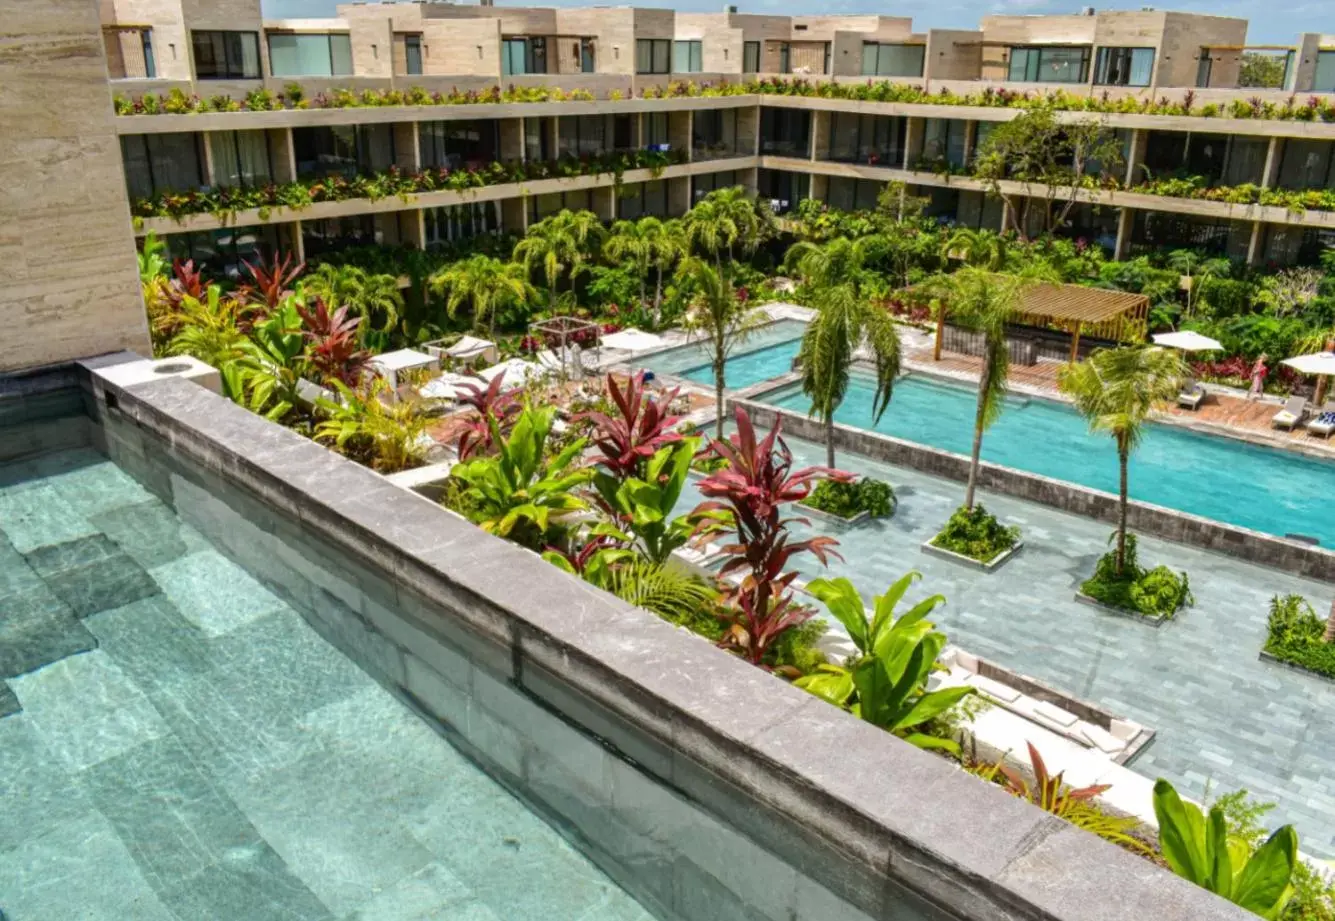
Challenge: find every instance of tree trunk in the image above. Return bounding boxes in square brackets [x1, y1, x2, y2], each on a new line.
[1324, 598, 1335, 644]
[652, 269, 664, 327]
[965, 363, 989, 510]
[714, 355, 726, 442]
[825, 414, 836, 468]
[1116, 440, 1130, 577]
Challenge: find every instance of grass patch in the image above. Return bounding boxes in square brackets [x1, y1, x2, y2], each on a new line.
[1263, 594, 1335, 679]
[929, 504, 1020, 564]
[799, 477, 895, 520]
[1080, 534, 1192, 619]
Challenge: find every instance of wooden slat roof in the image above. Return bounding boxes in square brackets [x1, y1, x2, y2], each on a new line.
[1018, 284, 1148, 326]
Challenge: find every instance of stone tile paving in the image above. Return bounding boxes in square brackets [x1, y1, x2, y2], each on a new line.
[0, 449, 655, 921]
[680, 426, 1335, 856]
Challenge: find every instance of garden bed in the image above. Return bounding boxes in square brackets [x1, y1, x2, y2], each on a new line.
[798, 503, 871, 527]
[1074, 591, 1171, 627]
[1260, 594, 1335, 683]
[921, 539, 1023, 572]
[1257, 649, 1335, 683]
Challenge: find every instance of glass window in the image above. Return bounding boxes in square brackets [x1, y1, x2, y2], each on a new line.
[860, 43, 924, 77]
[756, 169, 807, 214]
[293, 126, 395, 180]
[141, 30, 157, 78]
[760, 108, 810, 157]
[525, 117, 552, 162]
[1093, 47, 1154, 87]
[618, 180, 668, 220]
[827, 113, 905, 166]
[636, 39, 670, 74]
[643, 112, 669, 149]
[424, 202, 501, 247]
[502, 38, 525, 76]
[693, 170, 738, 204]
[531, 190, 592, 222]
[778, 42, 790, 74]
[210, 131, 272, 187]
[120, 133, 204, 200]
[559, 115, 606, 158]
[1007, 45, 1089, 83]
[191, 30, 260, 79]
[302, 216, 378, 260]
[1317, 51, 1335, 93]
[267, 33, 353, 77]
[580, 38, 595, 73]
[827, 178, 882, 212]
[743, 41, 760, 73]
[404, 34, 423, 75]
[692, 109, 739, 160]
[921, 119, 966, 169]
[1277, 141, 1334, 191]
[420, 120, 500, 170]
[673, 40, 702, 73]
[163, 225, 282, 281]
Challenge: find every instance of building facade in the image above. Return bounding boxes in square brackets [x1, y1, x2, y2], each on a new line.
[12, 0, 1335, 371]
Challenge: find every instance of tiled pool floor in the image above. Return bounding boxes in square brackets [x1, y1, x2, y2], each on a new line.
[678, 429, 1335, 857]
[0, 448, 654, 921]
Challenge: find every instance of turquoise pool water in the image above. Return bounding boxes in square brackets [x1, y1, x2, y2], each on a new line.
[763, 372, 1335, 546]
[645, 319, 805, 389]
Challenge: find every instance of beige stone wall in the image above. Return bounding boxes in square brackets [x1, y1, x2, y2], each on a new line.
[1157, 14, 1246, 89]
[791, 16, 913, 43]
[675, 14, 742, 74]
[423, 18, 500, 78]
[633, 9, 674, 42]
[925, 30, 983, 81]
[342, 9, 394, 79]
[980, 14, 1098, 46]
[180, 0, 261, 35]
[2, 0, 150, 370]
[556, 8, 634, 75]
[103, 0, 191, 79]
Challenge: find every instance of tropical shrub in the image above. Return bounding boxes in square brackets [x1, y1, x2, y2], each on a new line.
[296, 298, 371, 387]
[799, 477, 895, 520]
[796, 572, 972, 752]
[1080, 533, 1192, 618]
[315, 379, 429, 473]
[452, 373, 523, 460]
[930, 505, 1020, 563]
[1263, 594, 1335, 679]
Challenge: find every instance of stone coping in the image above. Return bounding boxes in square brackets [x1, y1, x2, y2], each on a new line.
[921, 539, 1023, 573]
[1258, 648, 1335, 684]
[76, 354, 1251, 921]
[733, 396, 1335, 582]
[1073, 591, 1173, 628]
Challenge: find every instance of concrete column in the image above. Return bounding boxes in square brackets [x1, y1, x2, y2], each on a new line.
[740, 167, 759, 195]
[593, 186, 615, 222]
[668, 176, 691, 215]
[1261, 138, 1284, 189]
[669, 111, 692, 162]
[962, 120, 978, 167]
[546, 117, 559, 162]
[1246, 221, 1265, 267]
[1113, 207, 1134, 261]
[499, 118, 524, 163]
[634, 113, 643, 149]
[394, 122, 419, 172]
[811, 109, 829, 161]
[269, 128, 296, 183]
[292, 220, 308, 262]
[1124, 128, 1147, 187]
[501, 196, 527, 233]
[400, 210, 426, 249]
[904, 117, 925, 170]
[737, 106, 759, 157]
[201, 132, 218, 186]
[809, 173, 828, 202]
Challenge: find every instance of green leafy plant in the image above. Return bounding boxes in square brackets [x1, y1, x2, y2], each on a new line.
[796, 572, 972, 753]
[1153, 778, 1298, 919]
[930, 504, 1019, 564]
[1263, 594, 1335, 679]
[1081, 532, 1193, 618]
[799, 477, 895, 520]
[315, 378, 429, 473]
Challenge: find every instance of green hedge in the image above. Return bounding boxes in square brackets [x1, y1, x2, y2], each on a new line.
[1264, 594, 1335, 679]
[800, 477, 895, 520]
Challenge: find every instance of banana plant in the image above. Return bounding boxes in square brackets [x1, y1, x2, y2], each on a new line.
[591, 437, 699, 565]
[1153, 779, 1298, 920]
[796, 572, 972, 753]
[447, 405, 593, 550]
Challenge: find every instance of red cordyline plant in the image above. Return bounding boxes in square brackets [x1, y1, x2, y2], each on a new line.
[166, 259, 207, 308]
[454, 371, 522, 460]
[691, 407, 848, 667]
[238, 252, 305, 313]
[297, 298, 370, 387]
[581, 372, 682, 479]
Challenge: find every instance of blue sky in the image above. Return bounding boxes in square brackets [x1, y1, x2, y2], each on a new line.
[261, 0, 1315, 46]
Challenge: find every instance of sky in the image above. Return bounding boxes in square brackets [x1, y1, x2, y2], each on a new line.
[261, 0, 1321, 45]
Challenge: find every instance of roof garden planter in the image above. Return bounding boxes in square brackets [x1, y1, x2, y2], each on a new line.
[1257, 648, 1335, 682]
[1073, 591, 1172, 627]
[798, 503, 871, 527]
[921, 539, 1024, 572]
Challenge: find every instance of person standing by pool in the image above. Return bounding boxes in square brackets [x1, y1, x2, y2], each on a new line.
[1249, 353, 1269, 401]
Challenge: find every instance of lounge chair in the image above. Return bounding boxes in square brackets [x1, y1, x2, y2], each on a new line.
[536, 345, 583, 379]
[1272, 396, 1309, 431]
[1177, 379, 1205, 411]
[1304, 401, 1335, 439]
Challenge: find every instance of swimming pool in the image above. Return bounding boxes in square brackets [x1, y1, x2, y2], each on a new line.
[762, 371, 1335, 547]
[645, 319, 806, 389]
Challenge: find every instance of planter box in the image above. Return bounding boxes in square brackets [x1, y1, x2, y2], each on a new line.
[797, 502, 871, 527]
[1258, 648, 1335, 683]
[1073, 591, 1172, 627]
[921, 539, 1023, 572]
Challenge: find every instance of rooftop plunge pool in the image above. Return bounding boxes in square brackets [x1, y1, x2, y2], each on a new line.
[759, 370, 1335, 547]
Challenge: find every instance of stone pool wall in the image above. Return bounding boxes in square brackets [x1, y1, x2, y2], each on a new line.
[734, 396, 1335, 583]
[74, 354, 1254, 921]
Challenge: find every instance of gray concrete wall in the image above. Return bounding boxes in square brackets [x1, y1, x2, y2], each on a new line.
[78, 361, 1258, 921]
[0, 0, 150, 372]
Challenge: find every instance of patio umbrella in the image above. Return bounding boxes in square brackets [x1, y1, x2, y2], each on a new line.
[1281, 352, 1335, 376]
[600, 328, 666, 352]
[1151, 331, 1224, 352]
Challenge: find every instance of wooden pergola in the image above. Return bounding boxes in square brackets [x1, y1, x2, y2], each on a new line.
[933, 283, 1149, 364]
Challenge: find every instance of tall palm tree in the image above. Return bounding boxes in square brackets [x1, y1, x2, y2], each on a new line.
[303, 264, 403, 341]
[428, 254, 537, 334]
[649, 219, 688, 325]
[513, 209, 605, 311]
[679, 257, 758, 439]
[924, 267, 1045, 510]
[782, 236, 883, 295]
[683, 186, 771, 268]
[603, 218, 655, 309]
[799, 283, 901, 467]
[940, 227, 1008, 271]
[1057, 345, 1186, 575]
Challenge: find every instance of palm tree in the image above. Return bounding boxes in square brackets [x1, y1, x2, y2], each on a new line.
[303, 264, 403, 340]
[941, 227, 1008, 271]
[799, 283, 901, 467]
[513, 210, 605, 311]
[428, 254, 537, 334]
[924, 267, 1044, 510]
[679, 257, 758, 439]
[650, 219, 687, 325]
[603, 219, 655, 309]
[782, 236, 882, 295]
[1165, 249, 1229, 320]
[1057, 345, 1186, 575]
[683, 186, 771, 268]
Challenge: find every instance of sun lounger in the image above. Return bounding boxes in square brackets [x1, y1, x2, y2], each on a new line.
[1272, 396, 1309, 431]
[1304, 401, 1335, 438]
[1176, 379, 1205, 410]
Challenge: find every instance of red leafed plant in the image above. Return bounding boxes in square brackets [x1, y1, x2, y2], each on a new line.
[297, 297, 371, 387]
[454, 371, 522, 460]
[995, 742, 1110, 814]
[238, 251, 306, 313]
[580, 372, 682, 479]
[691, 407, 849, 666]
[167, 259, 207, 307]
